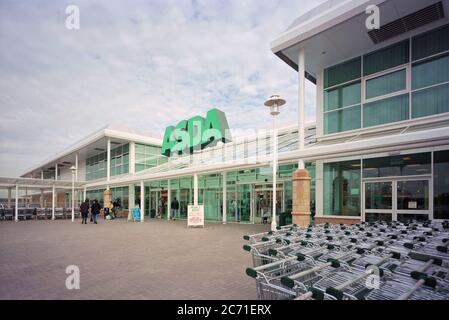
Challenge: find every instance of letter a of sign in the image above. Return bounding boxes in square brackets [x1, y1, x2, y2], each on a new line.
[66, 5, 80, 30]
[65, 265, 80, 290]
[366, 5, 380, 30]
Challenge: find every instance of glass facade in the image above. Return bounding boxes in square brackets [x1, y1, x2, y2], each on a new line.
[111, 186, 129, 210]
[434, 150, 449, 220]
[323, 24, 449, 135]
[135, 143, 167, 172]
[142, 163, 315, 223]
[86, 144, 129, 181]
[323, 160, 361, 216]
[363, 153, 431, 178]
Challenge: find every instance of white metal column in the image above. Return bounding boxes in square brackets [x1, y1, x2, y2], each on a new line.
[129, 142, 136, 174]
[107, 139, 111, 184]
[128, 184, 135, 221]
[7, 187, 11, 209]
[298, 47, 306, 170]
[55, 163, 58, 181]
[52, 185, 55, 220]
[15, 184, 19, 222]
[75, 153, 79, 182]
[140, 181, 144, 222]
[83, 186, 87, 201]
[41, 170, 44, 180]
[40, 189, 44, 208]
[193, 174, 199, 205]
[167, 180, 171, 220]
[222, 172, 227, 224]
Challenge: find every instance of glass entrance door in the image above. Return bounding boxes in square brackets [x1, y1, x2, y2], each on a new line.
[363, 178, 430, 222]
[253, 184, 283, 224]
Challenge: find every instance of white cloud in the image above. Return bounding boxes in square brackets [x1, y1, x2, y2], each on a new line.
[0, 0, 325, 176]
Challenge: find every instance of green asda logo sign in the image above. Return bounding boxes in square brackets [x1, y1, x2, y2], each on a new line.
[161, 108, 232, 157]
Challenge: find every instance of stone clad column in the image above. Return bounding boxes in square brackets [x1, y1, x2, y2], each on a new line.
[292, 168, 310, 227]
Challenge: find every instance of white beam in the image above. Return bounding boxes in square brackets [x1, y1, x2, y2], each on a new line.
[40, 189, 44, 208]
[15, 184, 18, 222]
[222, 172, 227, 224]
[129, 141, 136, 174]
[52, 185, 55, 220]
[193, 174, 199, 206]
[128, 184, 135, 221]
[140, 181, 144, 222]
[75, 153, 79, 182]
[167, 179, 171, 221]
[7, 187, 11, 209]
[107, 139, 111, 183]
[298, 47, 306, 170]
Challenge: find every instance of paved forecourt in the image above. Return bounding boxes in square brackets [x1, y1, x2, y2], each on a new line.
[0, 219, 268, 300]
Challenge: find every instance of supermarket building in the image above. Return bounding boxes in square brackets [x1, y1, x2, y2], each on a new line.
[2, 0, 449, 224]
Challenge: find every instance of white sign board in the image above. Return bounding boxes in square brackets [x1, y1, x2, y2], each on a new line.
[408, 202, 418, 209]
[188, 205, 205, 228]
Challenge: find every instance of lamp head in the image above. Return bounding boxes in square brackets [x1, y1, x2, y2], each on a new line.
[264, 95, 286, 116]
[70, 166, 76, 172]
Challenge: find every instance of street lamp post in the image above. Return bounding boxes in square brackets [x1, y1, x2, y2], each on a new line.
[264, 95, 286, 232]
[70, 166, 76, 222]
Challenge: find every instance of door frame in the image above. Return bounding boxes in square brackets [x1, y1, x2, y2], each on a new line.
[362, 175, 432, 222]
[252, 183, 284, 224]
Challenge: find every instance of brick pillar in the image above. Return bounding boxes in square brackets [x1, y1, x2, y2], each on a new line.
[292, 169, 310, 227]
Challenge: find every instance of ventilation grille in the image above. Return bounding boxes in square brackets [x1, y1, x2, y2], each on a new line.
[368, 1, 445, 44]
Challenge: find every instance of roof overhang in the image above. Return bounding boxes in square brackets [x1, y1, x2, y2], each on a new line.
[83, 124, 449, 189]
[271, 0, 449, 78]
[21, 127, 162, 178]
[0, 177, 86, 190]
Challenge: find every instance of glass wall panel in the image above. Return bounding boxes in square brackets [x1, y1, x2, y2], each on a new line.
[397, 180, 429, 210]
[363, 40, 409, 76]
[412, 53, 449, 89]
[323, 160, 361, 216]
[111, 186, 129, 210]
[324, 57, 361, 89]
[324, 105, 361, 134]
[363, 94, 409, 127]
[363, 153, 431, 178]
[434, 150, 449, 220]
[412, 24, 449, 61]
[324, 81, 361, 111]
[412, 83, 449, 118]
[365, 182, 392, 210]
[236, 184, 251, 223]
[135, 143, 166, 172]
[366, 69, 406, 99]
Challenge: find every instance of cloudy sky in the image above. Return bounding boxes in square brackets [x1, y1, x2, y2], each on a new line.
[0, 0, 323, 177]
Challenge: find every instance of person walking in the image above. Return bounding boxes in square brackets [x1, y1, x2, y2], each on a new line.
[171, 197, 179, 221]
[80, 198, 90, 224]
[91, 199, 101, 224]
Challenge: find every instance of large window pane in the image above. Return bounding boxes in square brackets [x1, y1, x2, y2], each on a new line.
[364, 40, 409, 76]
[412, 53, 449, 90]
[363, 94, 409, 127]
[412, 83, 449, 119]
[365, 182, 392, 210]
[363, 153, 431, 178]
[397, 180, 429, 210]
[324, 105, 361, 134]
[412, 24, 449, 61]
[324, 57, 361, 89]
[366, 69, 406, 99]
[324, 82, 361, 111]
[434, 150, 449, 220]
[323, 160, 361, 216]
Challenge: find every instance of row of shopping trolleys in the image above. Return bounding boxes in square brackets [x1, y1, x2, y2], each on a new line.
[243, 221, 449, 300]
